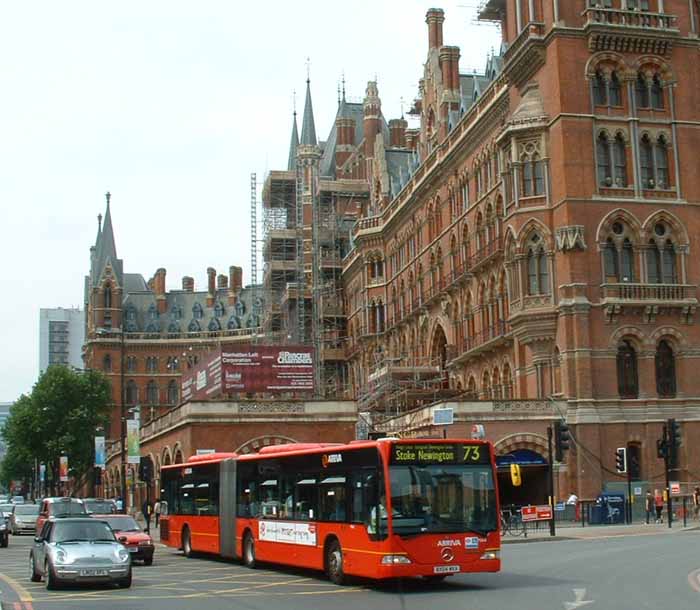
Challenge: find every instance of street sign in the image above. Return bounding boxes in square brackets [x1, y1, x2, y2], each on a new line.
[670, 481, 681, 496]
[196, 449, 215, 455]
[521, 505, 553, 522]
[432, 407, 454, 426]
[634, 487, 642, 496]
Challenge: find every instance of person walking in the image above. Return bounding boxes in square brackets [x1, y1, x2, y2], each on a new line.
[654, 489, 664, 523]
[693, 486, 700, 520]
[142, 499, 152, 534]
[645, 491, 654, 524]
[154, 498, 162, 528]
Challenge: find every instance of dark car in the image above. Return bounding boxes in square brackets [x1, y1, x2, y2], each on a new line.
[29, 517, 131, 589]
[0, 516, 8, 548]
[95, 515, 154, 565]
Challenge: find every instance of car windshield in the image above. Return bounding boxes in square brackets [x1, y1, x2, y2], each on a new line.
[387, 464, 498, 537]
[0, 504, 13, 514]
[84, 500, 115, 514]
[51, 521, 115, 543]
[14, 505, 39, 516]
[51, 502, 87, 517]
[101, 516, 140, 532]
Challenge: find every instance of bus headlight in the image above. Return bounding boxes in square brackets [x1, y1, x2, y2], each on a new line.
[381, 555, 412, 565]
[480, 550, 499, 560]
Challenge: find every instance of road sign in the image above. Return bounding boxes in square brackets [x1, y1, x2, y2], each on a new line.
[432, 407, 454, 426]
[521, 505, 553, 522]
[634, 487, 642, 496]
[670, 481, 681, 496]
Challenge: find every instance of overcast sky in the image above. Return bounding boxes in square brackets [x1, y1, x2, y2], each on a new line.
[0, 1, 500, 402]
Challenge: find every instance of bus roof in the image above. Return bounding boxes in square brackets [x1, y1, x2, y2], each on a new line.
[161, 438, 493, 470]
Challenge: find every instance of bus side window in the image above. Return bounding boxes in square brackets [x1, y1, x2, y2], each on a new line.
[294, 475, 317, 521]
[236, 462, 257, 518]
[319, 474, 347, 522]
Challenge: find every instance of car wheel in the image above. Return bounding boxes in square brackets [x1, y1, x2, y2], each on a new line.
[143, 557, 153, 566]
[29, 553, 41, 582]
[325, 539, 346, 585]
[45, 560, 60, 590]
[118, 567, 132, 588]
[242, 532, 256, 569]
[182, 527, 193, 558]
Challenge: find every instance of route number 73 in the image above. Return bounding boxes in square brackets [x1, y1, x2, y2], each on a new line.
[463, 446, 481, 462]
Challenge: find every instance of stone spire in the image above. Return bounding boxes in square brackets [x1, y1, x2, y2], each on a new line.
[287, 111, 299, 170]
[300, 79, 317, 146]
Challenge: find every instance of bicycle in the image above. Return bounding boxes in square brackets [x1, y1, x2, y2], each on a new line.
[500, 505, 526, 536]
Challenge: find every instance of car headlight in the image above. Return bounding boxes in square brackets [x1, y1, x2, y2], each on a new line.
[54, 550, 68, 564]
[117, 549, 130, 563]
[480, 550, 500, 560]
[380, 555, 412, 565]
[0, 523, 7, 531]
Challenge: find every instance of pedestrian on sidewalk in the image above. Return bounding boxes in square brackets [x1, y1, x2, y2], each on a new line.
[654, 489, 664, 523]
[645, 491, 654, 524]
[693, 487, 700, 520]
[142, 499, 152, 534]
[154, 498, 162, 528]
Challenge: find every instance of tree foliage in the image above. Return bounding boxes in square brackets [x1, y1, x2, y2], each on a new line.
[1, 366, 112, 492]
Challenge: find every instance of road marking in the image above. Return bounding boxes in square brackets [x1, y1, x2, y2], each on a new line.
[688, 569, 700, 593]
[563, 588, 595, 609]
[0, 570, 34, 602]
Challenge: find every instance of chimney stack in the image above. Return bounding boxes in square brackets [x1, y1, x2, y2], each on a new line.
[405, 129, 420, 151]
[388, 118, 408, 148]
[182, 276, 194, 292]
[228, 265, 243, 304]
[335, 116, 356, 169]
[206, 267, 216, 307]
[217, 274, 228, 290]
[155, 267, 167, 314]
[426, 8, 445, 51]
[363, 81, 381, 159]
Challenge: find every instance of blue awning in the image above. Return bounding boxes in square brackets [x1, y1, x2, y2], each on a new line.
[497, 449, 547, 467]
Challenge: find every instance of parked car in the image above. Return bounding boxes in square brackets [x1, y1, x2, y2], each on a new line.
[82, 498, 117, 515]
[0, 517, 9, 547]
[11, 503, 40, 535]
[35, 498, 87, 535]
[29, 517, 132, 589]
[11, 495, 25, 504]
[94, 515, 154, 565]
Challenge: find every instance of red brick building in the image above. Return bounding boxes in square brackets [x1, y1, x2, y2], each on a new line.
[342, 3, 700, 501]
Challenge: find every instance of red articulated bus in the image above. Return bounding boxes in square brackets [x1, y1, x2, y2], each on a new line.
[159, 438, 500, 584]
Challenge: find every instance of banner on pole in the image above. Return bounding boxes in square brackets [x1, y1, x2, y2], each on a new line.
[127, 419, 140, 464]
[94, 436, 106, 468]
[59, 456, 69, 482]
[39, 463, 46, 482]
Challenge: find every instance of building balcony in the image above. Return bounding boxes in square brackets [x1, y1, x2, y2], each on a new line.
[451, 321, 512, 366]
[502, 22, 546, 88]
[583, 6, 679, 55]
[466, 236, 504, 272]
[601, 283, 697, 305]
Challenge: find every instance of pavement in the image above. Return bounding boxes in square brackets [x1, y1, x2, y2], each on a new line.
[0, 525, 698, 610]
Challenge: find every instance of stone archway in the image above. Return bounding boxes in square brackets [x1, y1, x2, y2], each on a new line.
[495, 432, 549, 457]
[235, 435, 298, 455]
[430, 323, 449, 388]
[494, 433, 550, 507]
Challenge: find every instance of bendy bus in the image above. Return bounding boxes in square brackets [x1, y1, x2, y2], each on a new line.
[159, 438, 500, 584]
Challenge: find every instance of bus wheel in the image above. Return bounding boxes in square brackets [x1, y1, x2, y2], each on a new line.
[243, 532, 256, 569]
[182, 527, 193, 558]
[325, 539, 345, 586]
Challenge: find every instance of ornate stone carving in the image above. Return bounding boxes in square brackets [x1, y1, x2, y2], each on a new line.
[555, 226, 587, 252]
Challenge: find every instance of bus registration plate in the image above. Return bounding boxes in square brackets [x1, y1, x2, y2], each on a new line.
[434, 565, 460, 574]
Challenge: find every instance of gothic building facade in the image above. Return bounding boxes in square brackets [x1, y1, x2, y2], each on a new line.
[342, 2, 700, 498]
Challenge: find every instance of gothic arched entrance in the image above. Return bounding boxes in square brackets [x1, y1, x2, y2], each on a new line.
[494, 434, 549, 507]
[430, 323, 449, 389]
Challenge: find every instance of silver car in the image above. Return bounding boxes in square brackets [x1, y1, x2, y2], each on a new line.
[29, 518, 132, 589]
[11, 504, 39, 535]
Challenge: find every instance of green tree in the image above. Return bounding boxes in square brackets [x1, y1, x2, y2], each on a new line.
[1, 366, 112, 494]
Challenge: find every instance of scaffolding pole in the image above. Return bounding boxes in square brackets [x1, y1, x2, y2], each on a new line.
[295, 159, 305, 345]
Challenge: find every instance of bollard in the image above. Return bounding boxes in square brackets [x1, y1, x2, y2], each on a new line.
[683, 496, 687, 528]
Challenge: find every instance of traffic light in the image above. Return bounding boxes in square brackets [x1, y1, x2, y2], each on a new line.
[138, 456, 153, 483]
[93, 467, 102, 486]
[510, 463, 522, 487]
[668, 418, 681, 469]
[656, 438, 667, 459]
[615, 447, 627, 473]
[554, 420, 571, 462]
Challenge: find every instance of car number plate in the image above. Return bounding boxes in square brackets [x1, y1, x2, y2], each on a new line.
[128, 546, 138, 552]
[434, 565, 460, 574]
[79, 569, 108, 576]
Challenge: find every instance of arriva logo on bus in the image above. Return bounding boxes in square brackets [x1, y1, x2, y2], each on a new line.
[321, 453, 342, 468]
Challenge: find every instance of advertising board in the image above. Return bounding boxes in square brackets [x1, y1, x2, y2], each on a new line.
[221, 346, 314, 393]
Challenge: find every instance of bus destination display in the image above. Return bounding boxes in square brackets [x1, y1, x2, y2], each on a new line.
[390, 443, 490, 465]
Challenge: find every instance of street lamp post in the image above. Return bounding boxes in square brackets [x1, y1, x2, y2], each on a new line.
[120, 328, 127, 513]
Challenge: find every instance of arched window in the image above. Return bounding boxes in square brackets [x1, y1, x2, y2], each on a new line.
[126, 380, 138, 405]
[126, 356, 137, 372]
[148, 304, 158, 321]
[646, 240, 661, 284]
[621, 238, 634, 282]
[208, 317, 222, 331]
[103, 285, 112, 309]
[521, 153, 544, 197]
[167, 380, 179, 406]
[146, 357, 158, 373]
[662, 239, 677, 283]
[103, 354, 112, 372]
[617, 340, 639, 399]
[214, 302, 224, 318]
[613, 134, 627, 186]
[526, 235, 550, 295]
[640, 134, 654, 188]
[147, 381, 159, 405]
[604, 238, 619, 280]
[167, 321, 180, 333]
[635, 73, 650, 108]
[227, 315, 240, 330]
[651, 74, 664, 110]
[188, 319, 201, 332]
[655, 340, 676, 398]
[655, 136, 669, 188]
[597, 132, 612, 186]
[647, 234, 677, 284]
[609, 71, 622, 106]
[192, 303, 203, 320]
[592, 70, 607, 106]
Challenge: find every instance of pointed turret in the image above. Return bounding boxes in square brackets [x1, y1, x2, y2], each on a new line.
[300, 79, 317, 147]
[287, 111, 299, 170]
[92, 191, 123, 288]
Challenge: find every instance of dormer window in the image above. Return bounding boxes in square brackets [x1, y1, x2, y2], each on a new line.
[193, 303, 204, 319]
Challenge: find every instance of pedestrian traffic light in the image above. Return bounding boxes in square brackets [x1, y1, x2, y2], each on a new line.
[554, 420, 571, 462]
[615, 447, 627, 473]
[510, 463, 522, 487]
[138, 456, 153, 483]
